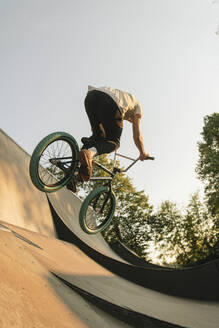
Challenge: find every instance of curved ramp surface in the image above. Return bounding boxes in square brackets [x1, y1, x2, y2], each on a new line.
[0, 129, 56, 237]
[2, 221, 219, 328]
[0, 227, 131, 328]
[48, 187, 219, 301]
[48, 188, 128, 263]
[110, 240, 170, 268]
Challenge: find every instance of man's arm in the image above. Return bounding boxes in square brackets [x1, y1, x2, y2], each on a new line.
[132, 115, 150, 161]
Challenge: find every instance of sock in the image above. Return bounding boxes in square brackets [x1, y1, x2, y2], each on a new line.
[88, 147, 97, 157]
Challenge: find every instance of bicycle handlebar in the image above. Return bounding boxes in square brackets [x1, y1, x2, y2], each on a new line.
[93, 153, 155, 175]
[116, 152, 155, 161]
[120, 155, 155, 173]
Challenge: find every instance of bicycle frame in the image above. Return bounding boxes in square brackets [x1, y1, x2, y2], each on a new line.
[90, 151, 141, 183]
[50, 148, 154, 187]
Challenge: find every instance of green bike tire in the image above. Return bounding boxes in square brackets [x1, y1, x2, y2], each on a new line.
[29, 131, 79, 193]
[79, 186, 116, 234]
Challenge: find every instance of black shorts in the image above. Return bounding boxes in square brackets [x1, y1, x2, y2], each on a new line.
[84, 90, 123, 154]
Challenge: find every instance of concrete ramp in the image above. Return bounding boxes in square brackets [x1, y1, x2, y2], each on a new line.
[48, 187, 128, 263]
[48, 182, 219, 301]
[1, 221, 219, 328]
[0, 225, 131, 328]
[0, 129, 56, 237]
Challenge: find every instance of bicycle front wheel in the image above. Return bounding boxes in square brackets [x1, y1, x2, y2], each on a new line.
[29, 131, 79, 192]
[79, 186, 116, 234]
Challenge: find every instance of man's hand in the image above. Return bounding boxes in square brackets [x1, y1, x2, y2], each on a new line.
[139, 152, 150, 161]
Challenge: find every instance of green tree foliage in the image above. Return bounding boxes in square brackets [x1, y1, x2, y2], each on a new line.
[177, 192, 217, 265]
[196, 112, 219, 215]
[147, 193, 218, 266]
[146, 200, 185, 265]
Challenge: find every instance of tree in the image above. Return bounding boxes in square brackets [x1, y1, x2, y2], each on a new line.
[145, 193, 218, 266]
[176, 192, 217, 266]
[196, 113, 219, 215]
[146, 200, 185, 265]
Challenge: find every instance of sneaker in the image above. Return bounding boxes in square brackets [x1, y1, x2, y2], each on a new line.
[78, 149, 93, 181]
[81, 136, 96, 149]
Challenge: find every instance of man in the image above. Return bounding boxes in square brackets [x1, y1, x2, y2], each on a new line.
[78, 85, 150, 181]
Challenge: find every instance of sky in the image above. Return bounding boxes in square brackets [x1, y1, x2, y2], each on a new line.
[1, 0, 219, 210]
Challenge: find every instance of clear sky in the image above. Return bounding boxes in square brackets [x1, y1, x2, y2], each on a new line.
[1, 0, 219, 209]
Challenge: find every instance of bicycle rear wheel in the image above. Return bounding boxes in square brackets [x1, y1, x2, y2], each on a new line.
[79, 186, 116, 234]
[29, 132, 79, 192]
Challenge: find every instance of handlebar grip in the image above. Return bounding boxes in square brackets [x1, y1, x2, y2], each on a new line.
[146, 156, 155, 160]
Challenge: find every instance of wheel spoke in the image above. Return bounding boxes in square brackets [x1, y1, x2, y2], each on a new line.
[84, 192, 113, 231]
[37, 138, 75, 187]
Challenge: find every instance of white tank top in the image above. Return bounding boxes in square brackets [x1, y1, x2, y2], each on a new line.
[88, 85, 142, 121]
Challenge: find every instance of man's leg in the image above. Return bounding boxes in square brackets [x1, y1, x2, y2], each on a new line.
[83, 91, 105, 142]
[79, 91, 123, 181]
[94, 94, 123, 155]
[79, 91, 102, 181]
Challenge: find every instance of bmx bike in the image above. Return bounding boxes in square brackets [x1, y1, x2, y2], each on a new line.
[29, 131, 154, 234]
